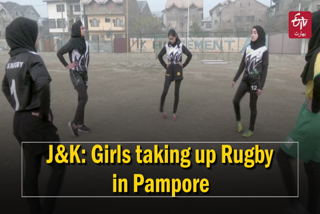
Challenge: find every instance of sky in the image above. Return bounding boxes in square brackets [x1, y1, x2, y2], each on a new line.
[7, 0, 272, 18]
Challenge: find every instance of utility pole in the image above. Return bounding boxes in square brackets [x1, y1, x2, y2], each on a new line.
[60, 0, 65, 43]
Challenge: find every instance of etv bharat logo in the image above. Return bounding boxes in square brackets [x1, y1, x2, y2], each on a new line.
[289, 11, 312, 39]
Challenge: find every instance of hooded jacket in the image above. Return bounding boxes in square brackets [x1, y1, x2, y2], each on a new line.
[2, 17, 51, 119]
[57, 20, 89, 72]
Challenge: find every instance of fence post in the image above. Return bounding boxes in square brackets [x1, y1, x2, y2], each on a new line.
[281, 32, 284, 54]
[98, 37, 100, 54]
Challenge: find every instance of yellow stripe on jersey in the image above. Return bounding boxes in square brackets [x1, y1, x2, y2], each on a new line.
[305, 53, 320, 99]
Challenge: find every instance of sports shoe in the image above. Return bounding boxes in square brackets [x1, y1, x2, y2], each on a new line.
[242, 130, 254, 138]
[161, 112, 167, 119]
[79, 125, 91, 133]
[68, 121, 79, 137]
[172, 113, 178, 121]
[237, 121, 242, 133]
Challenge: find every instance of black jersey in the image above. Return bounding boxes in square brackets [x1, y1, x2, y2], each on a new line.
[2, 51, 51, 112]
[233, 45, 269, 90]
[57, 39, 90, 72]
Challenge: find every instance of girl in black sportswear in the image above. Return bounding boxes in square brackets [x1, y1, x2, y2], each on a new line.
[232, 25, 269, 137]
[57, 20, 90, 137]
[158, 29, 192, 121]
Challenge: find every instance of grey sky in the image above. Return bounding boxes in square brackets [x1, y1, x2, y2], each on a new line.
[7, 0, 272, 18]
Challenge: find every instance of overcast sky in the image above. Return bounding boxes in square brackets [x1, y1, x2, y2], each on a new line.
[8, 0, 272, 18]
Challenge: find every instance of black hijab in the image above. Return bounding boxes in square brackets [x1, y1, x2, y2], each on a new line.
[301, 10, 320, 85]
[71, 20, 86, 55]
[250, 25, 266, 50]
[5, 17, 38, 57]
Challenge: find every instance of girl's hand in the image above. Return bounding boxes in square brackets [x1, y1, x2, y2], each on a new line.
[179, 62, 183, 68]
[256, 89, 263, 96]
[306, 98, 313, 112]
[232, 81, 236, 89]
[66, 62, 77, 69]
[167, 62, 171, 68]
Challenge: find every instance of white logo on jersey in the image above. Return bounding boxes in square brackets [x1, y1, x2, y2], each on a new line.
[7, 62, 24, 69]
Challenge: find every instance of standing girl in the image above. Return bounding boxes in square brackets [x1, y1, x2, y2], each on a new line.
[232, 25, 269, 137]
[277, 10, 320, 214]
[57, 20, 90, 137]
[158, 29, 192, 121]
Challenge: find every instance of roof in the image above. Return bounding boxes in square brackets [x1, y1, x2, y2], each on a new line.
[165, 0, 203, 9]
[152, 11, 164, 19]
[0, 1, 19, 12]
[21, 5, 40, 17]
[137, 1, 147, 13]
[202, 17, 211, 22]
[81, 0, 123, 4]
[209, 0, 233, 14]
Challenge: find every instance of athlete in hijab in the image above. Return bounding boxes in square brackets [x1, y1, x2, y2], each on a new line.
[277, 10, 320, 214]
[2, 17, 65, 214]
[57, 20, 90, 137]
[232, 25, 269, 137]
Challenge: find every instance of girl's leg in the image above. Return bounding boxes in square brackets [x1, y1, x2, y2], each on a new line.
[249, 90, 258, 132]
[232, 81, 248, 122]
[73, 84, 88, 125]
[173, 80, 182, 114]
[160, 78, 172, 113]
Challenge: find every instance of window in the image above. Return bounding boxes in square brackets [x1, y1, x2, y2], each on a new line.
[113, 18, 123, 27]
[56, 5, 65, 12]
[105, 17, 110, 22]
[100, 35, 104, 40]
[74, 5, 80, 12]
[49, 19, 56, 28]
[317, 5, 320, 11]
[57, 19, 65, 28]
[90, 18, 100, 27]
[245, 16, 254, 22]
[235, 16, 244, 22]
[92, 35, 99, 42]
[248, 2, 250, 6]
[106, 33, 111, 39]
[214, 20, 218, 25]
[206, 23, 211, 28]
[16, 11, 18, 16]
[115, 34, 123, 38]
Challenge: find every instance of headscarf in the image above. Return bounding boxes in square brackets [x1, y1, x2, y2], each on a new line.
[250, 25, 266, 50]
[5, 17, 38, 57]
[71, 20, 86, 55]
[301, 10, 320, 85]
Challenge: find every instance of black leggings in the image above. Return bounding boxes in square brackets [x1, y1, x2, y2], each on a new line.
[232, 80, 258, 131]
[277, 148, 320, 214]
[160, 79, 181, 114]
[73, 84, 88, 125]
[24, 145, 65, 214]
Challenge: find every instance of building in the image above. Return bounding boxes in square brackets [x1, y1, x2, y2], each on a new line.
[152, 11, 167, 32]
[209, 0, 232, 31]
[272, 0, 320, 15]
[270, 0, 320, 32]
[202, 17, 211, 31]
[165, 0, 203, 33]
[43, 0, 84, 36]
[209, 0, 268, 32]
[0, 1, 40, 36]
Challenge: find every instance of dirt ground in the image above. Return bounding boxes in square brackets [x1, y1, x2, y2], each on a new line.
[0, 51, 317, 213]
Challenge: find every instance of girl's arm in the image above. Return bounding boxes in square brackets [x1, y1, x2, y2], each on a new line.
[182, 45, 192, 68]
[259, 50, 269, 90]
[233, 51, 246, 82]
[57, 40, 74, 68]
[158, 46, 167, 69]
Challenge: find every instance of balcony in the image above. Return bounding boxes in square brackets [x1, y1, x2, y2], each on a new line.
[67, 10, 81, 16]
